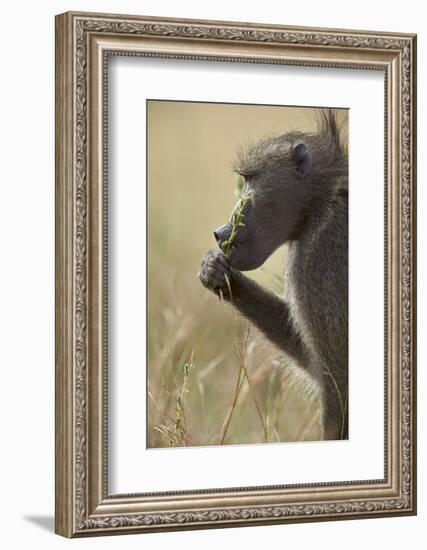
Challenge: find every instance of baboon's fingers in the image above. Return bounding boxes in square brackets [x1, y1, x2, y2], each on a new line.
[213, 252, 230, 270]
[199, 268, 226, 290]
[200, 263, 225, 281]
[198, 249, 233, 295]
[205, 258, 229, 275]
[204, 249, 230, 273]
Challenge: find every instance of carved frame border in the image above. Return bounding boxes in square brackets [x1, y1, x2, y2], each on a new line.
[55, 11, 417, 537]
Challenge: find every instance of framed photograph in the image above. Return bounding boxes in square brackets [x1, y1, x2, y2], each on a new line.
[55, 11, 417, 537]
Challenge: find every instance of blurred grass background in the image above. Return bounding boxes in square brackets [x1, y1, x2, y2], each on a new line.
[147, 101, 325, 448]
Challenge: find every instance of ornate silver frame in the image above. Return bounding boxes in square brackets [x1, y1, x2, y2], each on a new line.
[55, 11, 417, 537]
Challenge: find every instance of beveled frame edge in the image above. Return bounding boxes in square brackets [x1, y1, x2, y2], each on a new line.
[55, 11, 417, 538]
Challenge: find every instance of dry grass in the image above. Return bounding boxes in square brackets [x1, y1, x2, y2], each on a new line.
[147, 251, 322, 449]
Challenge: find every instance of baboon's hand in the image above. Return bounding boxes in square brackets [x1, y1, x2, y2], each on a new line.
[199, 249, 233, 297]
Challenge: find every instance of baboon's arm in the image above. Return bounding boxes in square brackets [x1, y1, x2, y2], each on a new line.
[228, 270, 305, 364]
[199, 249, 305, 364]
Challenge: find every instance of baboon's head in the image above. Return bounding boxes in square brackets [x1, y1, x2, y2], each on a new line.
[214, 134, 314, 271]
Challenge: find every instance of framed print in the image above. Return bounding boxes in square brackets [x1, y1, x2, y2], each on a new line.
[55, 11, 417, 537]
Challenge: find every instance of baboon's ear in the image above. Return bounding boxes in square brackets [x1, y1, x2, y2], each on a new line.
[293, 143, 311, 176]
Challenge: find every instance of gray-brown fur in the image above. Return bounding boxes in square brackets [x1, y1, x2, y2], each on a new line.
[199, 109, 348, 440]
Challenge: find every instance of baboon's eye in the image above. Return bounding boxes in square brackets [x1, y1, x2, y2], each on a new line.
[235, 170, 254, 179]
[235, 174, 245, 194]
[234, 173, 254, 196]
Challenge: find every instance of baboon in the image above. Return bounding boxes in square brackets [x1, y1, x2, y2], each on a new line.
[199, 110, 348, 440]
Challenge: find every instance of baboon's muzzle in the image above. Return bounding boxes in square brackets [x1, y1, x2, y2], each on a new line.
[213, 224, 232, 247]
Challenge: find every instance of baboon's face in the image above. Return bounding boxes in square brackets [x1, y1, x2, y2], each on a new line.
[214, 141, 311, 271]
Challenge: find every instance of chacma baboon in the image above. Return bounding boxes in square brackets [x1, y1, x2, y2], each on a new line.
[199, 110, 348, 440]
